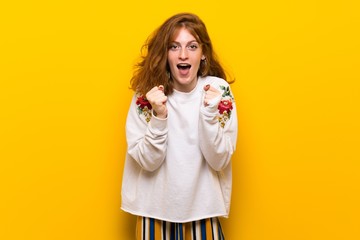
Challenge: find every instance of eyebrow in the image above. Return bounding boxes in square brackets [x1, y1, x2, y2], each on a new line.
[170, 40, 199, 45]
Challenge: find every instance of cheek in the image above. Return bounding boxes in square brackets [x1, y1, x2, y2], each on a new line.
[167, 56, 176, 73]
[167, 54, 176, 66]
[192, 57, 202, 69]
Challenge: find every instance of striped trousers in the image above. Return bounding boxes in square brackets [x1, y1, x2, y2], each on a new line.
[136, 216, 225, 240]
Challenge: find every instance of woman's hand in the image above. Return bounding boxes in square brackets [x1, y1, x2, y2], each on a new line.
[203, 84, 221, 107]
[146, 85, 168, 119]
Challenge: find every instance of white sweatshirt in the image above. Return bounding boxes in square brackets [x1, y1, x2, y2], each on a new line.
[121, 76, 238, 223]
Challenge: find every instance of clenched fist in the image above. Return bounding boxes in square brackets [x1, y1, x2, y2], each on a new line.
[203, 84, 221, 107]
[146, 85, 168, 119]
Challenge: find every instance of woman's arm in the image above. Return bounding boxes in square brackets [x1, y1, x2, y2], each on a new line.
[199, 83, 238, 171]
[126, 94, 168, 172]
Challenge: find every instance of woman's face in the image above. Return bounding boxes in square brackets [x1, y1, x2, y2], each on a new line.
[167, 27, 204, 92]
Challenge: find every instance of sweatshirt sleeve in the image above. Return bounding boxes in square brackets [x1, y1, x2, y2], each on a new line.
[125, 94, 168, 172]
[199, 82, 238, 171]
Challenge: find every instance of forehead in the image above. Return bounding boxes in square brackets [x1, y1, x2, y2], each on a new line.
[171, 27, 199, 43]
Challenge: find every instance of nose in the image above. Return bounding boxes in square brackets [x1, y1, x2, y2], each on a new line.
[179, 48, 188, 60]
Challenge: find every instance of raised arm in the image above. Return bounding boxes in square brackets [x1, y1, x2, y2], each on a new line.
[126, 93, 168, 172]
[199, 83, 238, 171]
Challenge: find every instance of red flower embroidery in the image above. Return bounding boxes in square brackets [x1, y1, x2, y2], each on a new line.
[136, 95, 152, 123]
[136, 96, 152, 110]
[218, 99, 233, 114]
[217, 85, 234, 128]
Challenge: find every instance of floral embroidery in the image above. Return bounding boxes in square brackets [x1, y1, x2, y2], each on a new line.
[218, 99, 233, 114]
[136, 95, 152, 123]
[218, 85, 234, 128]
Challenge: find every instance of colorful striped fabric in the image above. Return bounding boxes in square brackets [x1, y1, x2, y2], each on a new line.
[136, 216, 225, 240]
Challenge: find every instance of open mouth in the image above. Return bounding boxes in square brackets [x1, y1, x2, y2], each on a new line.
[177, 63, 191, 70]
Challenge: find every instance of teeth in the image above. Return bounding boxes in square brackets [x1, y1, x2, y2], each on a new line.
[177, 63, 191, 69]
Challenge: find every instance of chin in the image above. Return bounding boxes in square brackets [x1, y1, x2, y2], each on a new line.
[177, 77, 194, 85]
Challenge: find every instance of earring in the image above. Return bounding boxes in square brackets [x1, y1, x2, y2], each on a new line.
[200, 59, 207, 76]
[166, 71, 171, 79]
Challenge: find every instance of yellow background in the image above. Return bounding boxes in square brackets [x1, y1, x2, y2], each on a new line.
[1, 0, 359, 239]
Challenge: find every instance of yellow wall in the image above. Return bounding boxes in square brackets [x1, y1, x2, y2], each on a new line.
[1, 0, 359, 239]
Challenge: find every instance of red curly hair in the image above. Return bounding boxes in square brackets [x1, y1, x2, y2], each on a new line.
[131, 13, 232, 96]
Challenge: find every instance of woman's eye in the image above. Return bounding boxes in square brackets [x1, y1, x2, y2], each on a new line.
[170, 45, 179, 50]
[188, 44, 198, 50]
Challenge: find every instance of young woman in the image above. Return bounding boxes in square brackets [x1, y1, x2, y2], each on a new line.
[121, 13, 238, 240]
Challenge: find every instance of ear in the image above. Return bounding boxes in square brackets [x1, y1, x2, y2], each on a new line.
[201, 55, 206, 60]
